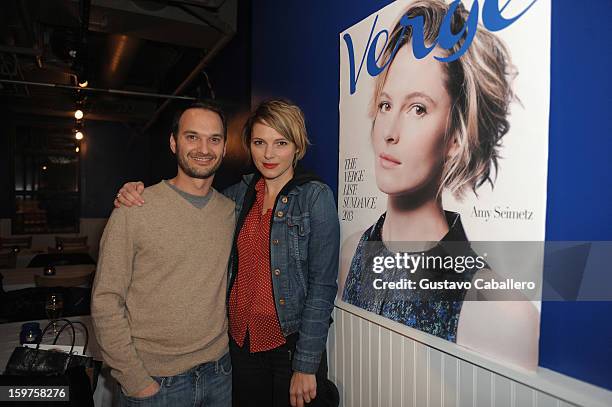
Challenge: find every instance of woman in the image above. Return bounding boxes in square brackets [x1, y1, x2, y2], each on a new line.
[339, 0, 538, 368]
[116, 99, 339, 406]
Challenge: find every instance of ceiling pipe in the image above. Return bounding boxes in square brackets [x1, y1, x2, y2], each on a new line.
[10, 105, 151, 123]
[0, 79, 197, 100]
[141, 30, 234, 133]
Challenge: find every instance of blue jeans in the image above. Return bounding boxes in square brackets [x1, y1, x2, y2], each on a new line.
[118, 352, 232, 407]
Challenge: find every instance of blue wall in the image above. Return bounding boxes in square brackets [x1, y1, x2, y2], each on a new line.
[251, 0, 612, 391]
[539, 0, 612, 391]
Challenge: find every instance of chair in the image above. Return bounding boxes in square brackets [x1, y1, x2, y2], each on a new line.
[0, 236, 32, 250]
[55, 236, 88, 249]
[0, 251, 17, 269]
[34, 272, 94, 288]
[27, 253, 96, 268]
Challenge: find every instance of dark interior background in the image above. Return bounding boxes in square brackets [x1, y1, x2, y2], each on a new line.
[0, 0, 252, 221]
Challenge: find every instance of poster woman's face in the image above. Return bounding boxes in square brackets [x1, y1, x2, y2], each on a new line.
[372, 44, 453, 197]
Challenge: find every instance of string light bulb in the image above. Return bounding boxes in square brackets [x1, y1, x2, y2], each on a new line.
[75, 131, 84, 140]
[74, 109, 84, 120]
[75, 146, 80, 153]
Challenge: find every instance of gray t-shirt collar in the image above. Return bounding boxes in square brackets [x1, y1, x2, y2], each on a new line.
[164, 180, 212, 209]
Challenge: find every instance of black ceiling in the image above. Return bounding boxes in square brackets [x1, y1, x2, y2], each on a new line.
[0, 0, 237, 124]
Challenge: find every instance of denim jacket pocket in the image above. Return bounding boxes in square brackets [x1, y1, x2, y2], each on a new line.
[287, 215, 310, 261]
[286, 215, 310, 295]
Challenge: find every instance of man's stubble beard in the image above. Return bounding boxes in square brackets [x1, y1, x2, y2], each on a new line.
[176, 144, 223, 180]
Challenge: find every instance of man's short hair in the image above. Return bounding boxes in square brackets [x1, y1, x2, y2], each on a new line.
[171, 100, 228, 140]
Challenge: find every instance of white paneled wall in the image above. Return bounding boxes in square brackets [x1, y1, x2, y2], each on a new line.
[328, 306, 612, 407]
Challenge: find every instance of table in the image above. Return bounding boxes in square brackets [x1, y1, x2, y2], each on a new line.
[0, 248, 93, 269]
[15, 248, 46, 268]
[1, 265, 96, 291]
[0, 248, 47, 269]
[0, 316, 117, 406]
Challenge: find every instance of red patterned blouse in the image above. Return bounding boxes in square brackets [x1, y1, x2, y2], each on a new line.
[228, 178, 286, 352]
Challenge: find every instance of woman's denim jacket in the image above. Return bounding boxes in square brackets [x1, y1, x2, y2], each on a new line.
[223, 170, 339, 374]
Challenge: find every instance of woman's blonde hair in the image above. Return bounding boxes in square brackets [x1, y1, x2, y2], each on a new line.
[242, 99, 310, 166]
[371, 0, 515, 198]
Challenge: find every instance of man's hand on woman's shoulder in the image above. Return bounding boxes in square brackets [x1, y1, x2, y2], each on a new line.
[114, 181, 146, 208]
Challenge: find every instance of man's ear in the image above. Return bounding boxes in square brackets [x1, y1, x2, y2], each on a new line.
[170, 134, 177, 154]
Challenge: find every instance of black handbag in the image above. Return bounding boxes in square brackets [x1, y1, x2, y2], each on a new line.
[1, 319, 101, 407]
[310, 377, 340, 407]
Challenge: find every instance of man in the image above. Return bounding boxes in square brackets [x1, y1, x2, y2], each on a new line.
[92, 101, 235, 406]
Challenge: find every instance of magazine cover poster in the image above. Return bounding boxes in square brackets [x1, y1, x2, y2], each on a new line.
[337, 0, 550, 369]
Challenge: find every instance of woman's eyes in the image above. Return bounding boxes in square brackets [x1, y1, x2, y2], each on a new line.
[252, 140, 289, 146]
[412, 104, 427, 116]
[378, 101, 427, 116]
[378, 101, 391, 112]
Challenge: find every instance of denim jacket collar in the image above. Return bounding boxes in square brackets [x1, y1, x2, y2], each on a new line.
[239, 166, 323, 198]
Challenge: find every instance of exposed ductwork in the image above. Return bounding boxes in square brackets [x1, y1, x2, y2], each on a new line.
[0, 0, 238, 123]
[99, 34, 143, 89]
[76, 0, 236, 49]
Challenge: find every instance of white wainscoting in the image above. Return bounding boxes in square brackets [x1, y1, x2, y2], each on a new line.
[328, 305, 612, 407]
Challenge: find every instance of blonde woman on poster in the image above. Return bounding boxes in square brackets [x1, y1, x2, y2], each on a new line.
[339, 0, 539, 368]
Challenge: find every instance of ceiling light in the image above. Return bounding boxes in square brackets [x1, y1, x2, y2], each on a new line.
[75, 131, 84, 140]
[74, 109, 84, 120]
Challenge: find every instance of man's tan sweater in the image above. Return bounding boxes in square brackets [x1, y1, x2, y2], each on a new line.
[91, 181, 235, 396]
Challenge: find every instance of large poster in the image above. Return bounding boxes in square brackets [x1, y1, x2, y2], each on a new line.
[337, 0, 550, 369]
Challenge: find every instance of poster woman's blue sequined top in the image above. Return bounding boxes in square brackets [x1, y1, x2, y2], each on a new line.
[342, 211, 478, 343]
